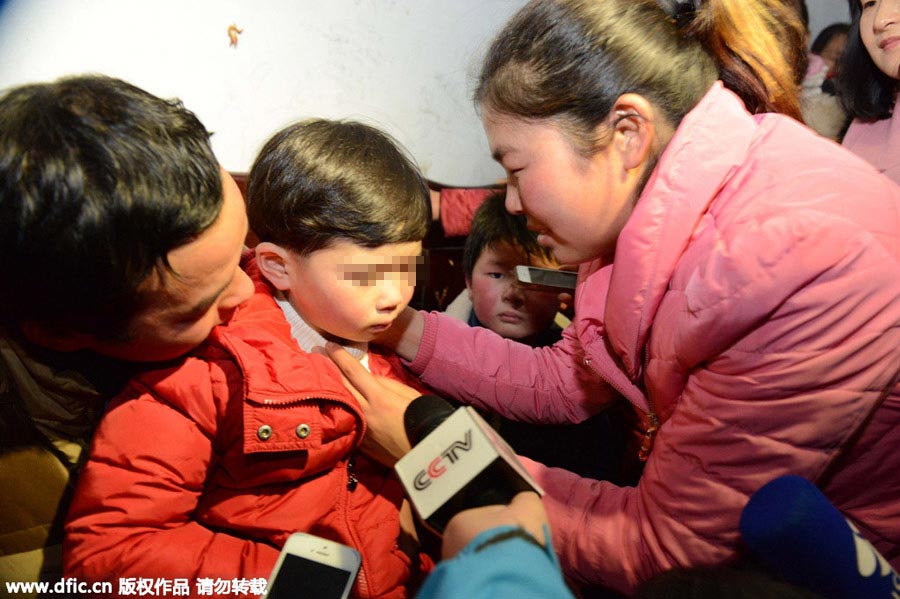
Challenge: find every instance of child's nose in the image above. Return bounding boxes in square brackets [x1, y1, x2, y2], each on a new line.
[375, 279, 405, 312]
[502, 280, 525, 304]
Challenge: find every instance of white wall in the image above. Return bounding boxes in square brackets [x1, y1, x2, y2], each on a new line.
[809, 0, 852, 41]
[0, 0, 525, 185]
[0, 0, 858, 184]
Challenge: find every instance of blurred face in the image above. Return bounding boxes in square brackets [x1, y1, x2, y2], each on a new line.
[283, 240, 422, 342]
[483, 109, 638, 266]
[820, 32, 848, 69]
[467, 242, 561, 340]
[84, 169, 255, 362]
[859, 0, 900, 79]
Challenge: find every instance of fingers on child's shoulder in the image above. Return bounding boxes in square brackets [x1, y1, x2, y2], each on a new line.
[324, 341, 347, 358]
[325, 342, 362, 372]
[378, 377, 421, 400]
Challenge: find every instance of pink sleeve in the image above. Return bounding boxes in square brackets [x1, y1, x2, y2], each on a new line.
[407, 311, 617, 425]
[439, 188, 495, 237]
[405, 315, 735, 595]
[519, 437, 736, 595]
[402, 314, 665, 592]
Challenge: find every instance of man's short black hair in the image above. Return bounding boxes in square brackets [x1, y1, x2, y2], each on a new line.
[0, 74, 222, 340]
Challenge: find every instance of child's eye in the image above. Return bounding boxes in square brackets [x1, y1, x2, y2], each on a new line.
[861, 0, 877, 9]
[341, 261, 420, 287]
[344, 272, 376, 286]
[340, 267, 376, 286]
[486, 272, 504, 280]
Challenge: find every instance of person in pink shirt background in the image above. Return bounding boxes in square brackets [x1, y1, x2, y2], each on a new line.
[840, 0, 900, 183]
[801, 22, 850, 139]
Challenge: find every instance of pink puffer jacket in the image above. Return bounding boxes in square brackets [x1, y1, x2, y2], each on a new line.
[405, 82, 900, 594]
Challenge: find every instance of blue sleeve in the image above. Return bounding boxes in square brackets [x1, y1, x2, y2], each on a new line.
[416, 526, 574, 599]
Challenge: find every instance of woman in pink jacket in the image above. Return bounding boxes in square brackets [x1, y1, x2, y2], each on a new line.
[840, 0, 900, 183]
[328, 0, 900, 595]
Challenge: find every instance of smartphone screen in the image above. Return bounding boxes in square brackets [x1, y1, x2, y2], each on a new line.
[266, 553, 355, 599]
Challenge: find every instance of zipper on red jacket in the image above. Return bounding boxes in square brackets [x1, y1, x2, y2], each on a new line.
[342, 453, 369, 597]
[346, 454, 358, 491]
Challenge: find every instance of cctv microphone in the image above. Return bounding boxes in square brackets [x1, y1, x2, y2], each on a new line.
[394, 394, 543, 533]
[739, 474, 899, 599]
[403, 394, 456, 445]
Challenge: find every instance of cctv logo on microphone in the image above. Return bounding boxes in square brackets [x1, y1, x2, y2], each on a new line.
[412, 430, 473, 490]
[395, 407, 542, 524]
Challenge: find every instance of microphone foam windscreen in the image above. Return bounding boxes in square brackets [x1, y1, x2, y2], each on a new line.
[403, 394, 456, 445]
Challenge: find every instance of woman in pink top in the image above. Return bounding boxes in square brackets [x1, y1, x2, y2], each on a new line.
[840, 0, 900, 182]
[329, 0, 900, 595]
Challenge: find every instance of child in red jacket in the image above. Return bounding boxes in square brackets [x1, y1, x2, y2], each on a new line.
[64, 119, 434, 598]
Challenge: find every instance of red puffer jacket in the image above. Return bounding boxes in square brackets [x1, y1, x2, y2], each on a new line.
[64, 268, 429, 598]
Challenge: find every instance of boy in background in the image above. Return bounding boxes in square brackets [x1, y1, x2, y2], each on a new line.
[446, 192, 626, 482]
[447, 191, 562, 347]
[65, 119, 434, 598]
[446, 191, 567, 346]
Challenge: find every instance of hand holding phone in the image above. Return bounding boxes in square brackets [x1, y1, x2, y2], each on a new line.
[265, 533, 361, 599]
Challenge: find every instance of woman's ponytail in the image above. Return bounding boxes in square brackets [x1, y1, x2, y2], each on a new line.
[680, 0, 808, 120]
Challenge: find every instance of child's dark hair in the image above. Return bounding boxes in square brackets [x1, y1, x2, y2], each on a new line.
[839, 0, 898, 120]
[246, 119, 430, 255]
[811, 23, 849, 56]
[462, 191, 556, 280]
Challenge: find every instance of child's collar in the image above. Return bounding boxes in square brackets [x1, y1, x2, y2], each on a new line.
[274, 292, 370, 370]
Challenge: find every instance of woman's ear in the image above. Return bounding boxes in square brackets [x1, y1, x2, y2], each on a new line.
[254, 241, 293, 291]
[609, 93, 661, 171]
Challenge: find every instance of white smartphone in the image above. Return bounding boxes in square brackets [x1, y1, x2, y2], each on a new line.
[515, 265, 578, 291]
[265, 533, 361, 599]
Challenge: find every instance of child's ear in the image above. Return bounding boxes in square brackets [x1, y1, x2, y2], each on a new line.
[254, 242, 293, 291]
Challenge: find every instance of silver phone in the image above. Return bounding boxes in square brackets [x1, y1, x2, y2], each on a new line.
[515, 265, 577, 291]
[265, 533, 361, 599]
